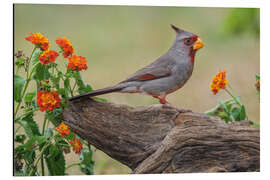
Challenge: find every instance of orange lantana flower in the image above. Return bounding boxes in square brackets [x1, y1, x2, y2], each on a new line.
[25, 32, 50, 50]
[55, 37, 74, 58]
[67, 55, 88, 71]
[39, 49, 59, 65]
[37, 90, 61, 111]
[210, 70, 228, 95]
[69, 136, 83, 154]
[56, 122, 70, 138]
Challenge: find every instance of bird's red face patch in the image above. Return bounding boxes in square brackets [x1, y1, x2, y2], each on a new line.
[184, 36, 198, 46]
[188, 36, 200, 64]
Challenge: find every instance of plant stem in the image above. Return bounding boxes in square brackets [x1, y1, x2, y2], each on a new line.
[224, 88, 241, 107]
[40, 116, 49, 176]
[14, 62, 40, 117]
[15, 125, 22, 134]
[72, 81, 77, 93]
[28, 143, 50, 176]
[14, 47, 37, 117]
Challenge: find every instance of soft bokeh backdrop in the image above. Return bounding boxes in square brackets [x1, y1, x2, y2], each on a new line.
[14, 4, 260, 175]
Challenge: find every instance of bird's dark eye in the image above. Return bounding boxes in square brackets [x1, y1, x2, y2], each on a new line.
[184, 38, 192, 45]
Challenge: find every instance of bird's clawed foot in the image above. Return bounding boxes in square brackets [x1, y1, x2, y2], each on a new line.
[152, 94, 191, 113]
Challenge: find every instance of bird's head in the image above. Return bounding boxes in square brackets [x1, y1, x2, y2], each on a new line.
[170, 24, 204, 62]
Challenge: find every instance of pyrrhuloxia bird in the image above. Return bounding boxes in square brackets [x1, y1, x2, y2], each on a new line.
[70, 24, 204, 111]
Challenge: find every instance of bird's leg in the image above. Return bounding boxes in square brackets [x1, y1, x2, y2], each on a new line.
[155, 94, 192, 113]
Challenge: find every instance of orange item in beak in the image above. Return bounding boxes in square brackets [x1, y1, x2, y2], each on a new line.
[193, 38, 204, 50]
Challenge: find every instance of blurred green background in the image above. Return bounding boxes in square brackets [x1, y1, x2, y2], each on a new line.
[14, 4, 260, 175]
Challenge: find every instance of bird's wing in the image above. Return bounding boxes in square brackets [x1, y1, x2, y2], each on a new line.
[120, 55, 174, 83]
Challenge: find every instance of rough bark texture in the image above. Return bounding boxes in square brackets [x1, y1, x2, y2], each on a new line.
[63, 98, 260, 173]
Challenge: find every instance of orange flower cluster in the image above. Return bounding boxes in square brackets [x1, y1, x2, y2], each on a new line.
[39, 49, 59, 65]
[56, 122, 83, 154]
[69, 136, 83, 154]
[210, 70, 228, 95]
[55, 37, 74, 58]
[56, 122, 70, 138]
[25, 32, 50, 50]
[67, 55, 88, 71]
[37, 90, 61, 111]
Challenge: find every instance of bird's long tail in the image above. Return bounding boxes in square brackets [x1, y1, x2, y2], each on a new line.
[69, 85, 123, 101]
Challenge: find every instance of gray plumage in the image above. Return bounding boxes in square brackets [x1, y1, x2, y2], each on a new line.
[69, 24, 202, 103]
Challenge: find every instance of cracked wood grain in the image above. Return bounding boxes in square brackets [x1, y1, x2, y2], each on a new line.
[63, 98, 260, 173]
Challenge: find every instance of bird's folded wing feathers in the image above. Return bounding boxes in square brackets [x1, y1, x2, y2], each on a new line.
[120, 54, 176, 83]
[120, 66, 172, 83]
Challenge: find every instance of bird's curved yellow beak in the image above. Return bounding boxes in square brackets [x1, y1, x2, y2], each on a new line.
[193, 38, 204, 50]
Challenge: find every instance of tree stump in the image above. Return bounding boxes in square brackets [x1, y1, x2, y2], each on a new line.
[63, 98, 260, 173]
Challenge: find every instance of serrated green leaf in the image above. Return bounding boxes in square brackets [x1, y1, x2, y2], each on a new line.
[20, 136, 45, 151]
[14, 75, 25, 102]
[33, 63, 50, 81]
[19, 113, 40, 137]
[45, 144, 65, 175]
[24, 92, 36, 103]
[80, 148, 95, 175]
[239, 105, 247, 120]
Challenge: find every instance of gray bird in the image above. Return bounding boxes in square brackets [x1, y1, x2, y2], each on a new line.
[70, 24, 204, 111]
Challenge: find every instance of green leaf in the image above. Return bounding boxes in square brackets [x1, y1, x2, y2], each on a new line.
[239, 105, 247, 120]
[226, 103, 233, 112]
[14, 75, 25, 102]
[232, 107, 241, 121]
[24, 136, 46, 150]
[25, 150, 36, 165]
[24, 92, 36, 103]
[45, 144, 66, 175]
[19, 113, 41, 137]
[30, 48, 41, 66]
[80, 148, 95, 175]
[54, 134, 70, 154]
[33, 63, 50, 81]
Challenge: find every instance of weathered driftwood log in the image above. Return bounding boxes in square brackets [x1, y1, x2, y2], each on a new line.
[63, 98, 260, 173]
